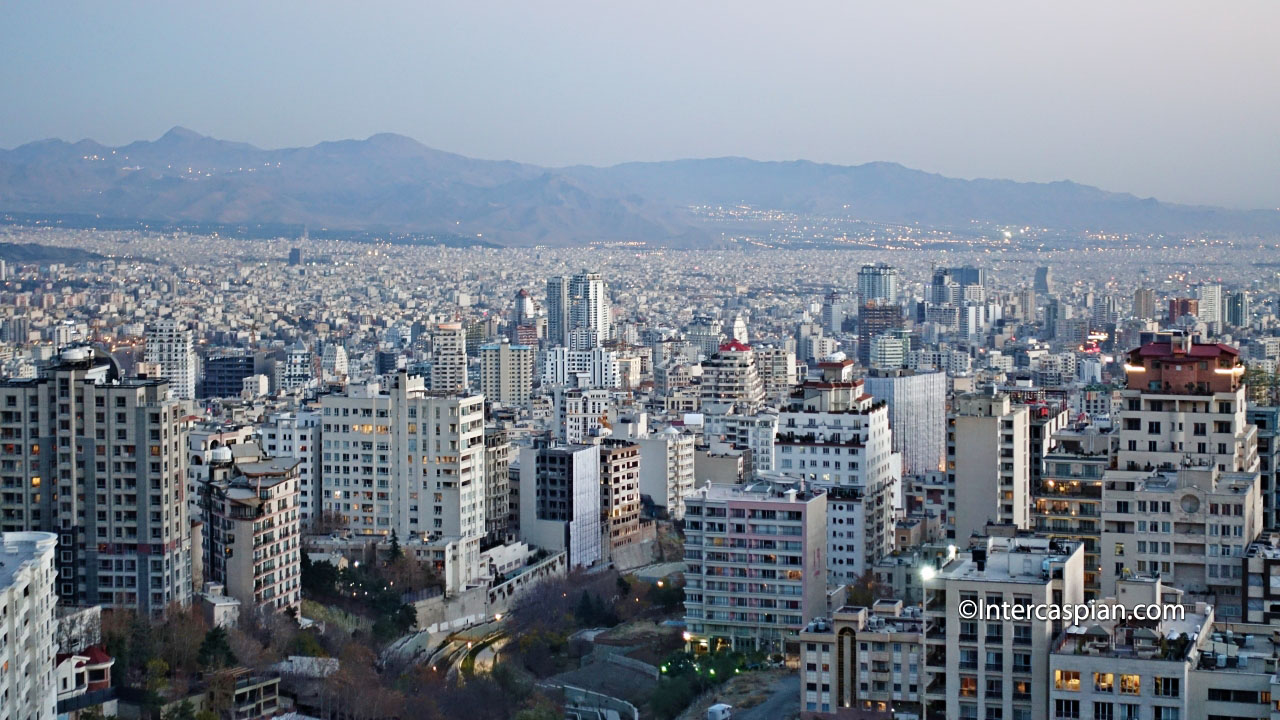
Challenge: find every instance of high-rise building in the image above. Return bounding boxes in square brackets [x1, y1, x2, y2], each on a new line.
[755, 345, 798, 403]
[1116, 337, 1256, 474]
[1226, 290, 1250, 328]
[858, 303, 903, 367]
[287, 247, 301, 266]
[145, 319, 196, 400]
[545, 276, 569, 348]
[509, 288, 538, 345]
[567, 270, 611, 348]
[318, 373, 486, 591]
[278, 345, 313, 390]
[1133, 287, 1157, 320]
[636, 426, 697, 520]
[865, 368, 947, 476]
[430, 322, 468, 392]
[699, 340, 766, 415]
[597, 438, 643, 555]
[0, 348, 191, 614]
[683, 481, 827, 653]
[201, 352, 257, 398]
[857, 263, 899, 305]
[201, 451, 302, 613]
[775, 359, 899, 582]
[1167, 298, 1199, 325]
[541, 346, 621, 389]
[483, 429, 513, 542]
[0, 531, 58, 720]
[922, 537, 1085, 720]
[947, 393, 1031, 542]
[320, 343, 348, 379]
[517, 444, 602, 568]
[1197, 283, 1223, 327]
[259, 410, 321, 527]
[1034, 265, 1054, 294]
[479, 339, 535, 406]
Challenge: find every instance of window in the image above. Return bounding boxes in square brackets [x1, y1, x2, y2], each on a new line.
[1055, 670, 1081, 691]
[1119, 674, 1140, 695]
[1153, 677, 1179, 697]
[1054, 699, 1080, 719]
[1094, 672, 1113, 692]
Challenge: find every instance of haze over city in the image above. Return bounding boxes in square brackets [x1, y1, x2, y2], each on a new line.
[2, 3, 1280, 720]
[3, 1, 1280, 208]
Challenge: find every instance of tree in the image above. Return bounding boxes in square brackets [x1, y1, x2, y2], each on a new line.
[198, 627, 236, 670]
[388, 529, 403, 560]
[162, 699, 197, 720]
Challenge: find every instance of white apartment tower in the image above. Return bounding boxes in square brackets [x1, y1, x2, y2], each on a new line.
[865, 368, 947, 476]
[318, 372, 486, 588]
[259, 410, 321, 527]
[567, 270, 611, 348]
[145, 319, 196, 400]
[774, 359, 899, 582]
[430, 322, 468, 392]
[636, 426, 697, 520]
[857, 263, 899, 305]
[1116, 338, 1257, 475]
[700, 340, 766, 415]
[0, 532, 58, 720]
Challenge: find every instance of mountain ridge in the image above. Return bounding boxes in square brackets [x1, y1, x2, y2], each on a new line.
[2, 127, 1277, 246]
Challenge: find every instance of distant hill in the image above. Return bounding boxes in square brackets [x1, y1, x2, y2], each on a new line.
[0, 241, 106, 264]
[2, 127, 1278, 246]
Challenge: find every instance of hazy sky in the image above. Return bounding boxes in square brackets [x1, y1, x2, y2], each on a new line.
[3, 1, 1278, 208]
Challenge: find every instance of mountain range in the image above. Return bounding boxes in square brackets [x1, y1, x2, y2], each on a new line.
[2, 127, 1277, 247]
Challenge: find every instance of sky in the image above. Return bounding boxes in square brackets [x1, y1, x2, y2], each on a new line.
[2, 1, 1279, 209]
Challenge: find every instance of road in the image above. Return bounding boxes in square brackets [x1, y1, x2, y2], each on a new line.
[733, 673, 800, 720]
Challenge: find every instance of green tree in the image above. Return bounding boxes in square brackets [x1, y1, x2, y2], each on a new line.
[198, 627, 236, 670]
[388, 529, 403, 560]
[163, 699, 197, 720]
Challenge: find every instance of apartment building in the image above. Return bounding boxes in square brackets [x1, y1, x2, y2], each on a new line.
[1117, 338, 1257, 475]
[683, 481, 827, 654]
[478, 339, 535, 406]
[1031, 425, 1114, 601]
[318, 372, 486, 589]
[483, 428, 514, 542]
[700, 340, 766, 416]
[1050, 576, 1277, 720]
[201, 450, 302, 613]
[798, 599, 924, 719]
[597, 438, 642, 555]
[922, 536, 1085, 720]
[775, 359, 899, 583]
[1100, 464, 1262, 618]
[636, 426, 696, 521]
[0, 531, 58, 720]
[0, 348, 191, 614]
[145, 319, 196, 400]
[258, 410, 320, 528]
[517, 444, 601, 568]
[429, 323, 468, 392]
[948, 393, 1031, 543]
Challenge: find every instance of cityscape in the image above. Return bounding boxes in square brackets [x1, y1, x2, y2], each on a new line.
[3, 3, 1280, 720]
